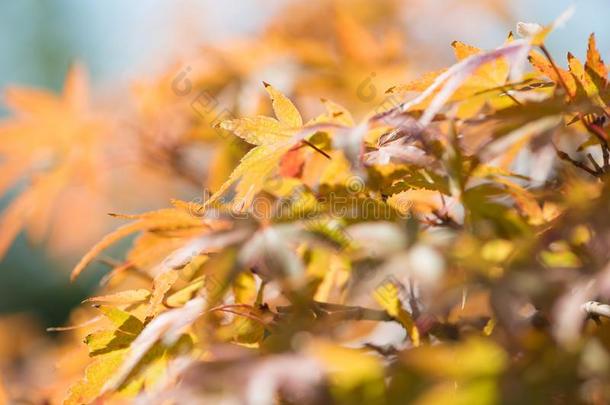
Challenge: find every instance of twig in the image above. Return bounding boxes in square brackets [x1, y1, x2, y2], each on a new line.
[582, 301, 610, 319]
[407, 279, 421, 320]
[540, 45, 573, 101]
[302, 140, 332, 160]
[425, 208, 462, 229]
[215, 308, 267, 325]
[363, 343, 399, 356]
[587, 153, 603, 173]
[47, 316, 103, 332]
[582, 120, 610, 170]
[555, 149, 600, 178]
[499, 85, 523, 106]
[276, 301, 393, 322]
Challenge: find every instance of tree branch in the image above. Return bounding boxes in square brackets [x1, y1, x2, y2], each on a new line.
[555, 149, 601, 178]
[582, 301, 610, 319]
[275, 301, 393, 322]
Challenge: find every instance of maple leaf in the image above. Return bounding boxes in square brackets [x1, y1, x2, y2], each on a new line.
[209, 83, 342, 210]
[99, 296, 205, 395]
[383, 39, 532, 126]
[383, 8, 576, 126]
[8, 4, 610, 404]
[390, 39, 511, 110]
[70, 205, 222, 281]
[64, 306, 143, 404]
[528, 50, 577, 97]
[65, 304, 193, 404]
[374, 279, 420, 346]
[83, 290, 151, 305]
[208, 83, 305, 209]
[586, 33, 608, 91]
[0, 65, 109, 258]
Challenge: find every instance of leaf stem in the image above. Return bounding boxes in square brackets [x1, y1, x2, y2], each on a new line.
[302, 140, 332, 160]
[539, 45, 573, 101]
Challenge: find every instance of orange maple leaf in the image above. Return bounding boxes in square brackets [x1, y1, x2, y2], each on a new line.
[0, 65, 110, 258]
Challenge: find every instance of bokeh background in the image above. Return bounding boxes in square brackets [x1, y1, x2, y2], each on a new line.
[0, 0, 608, 328]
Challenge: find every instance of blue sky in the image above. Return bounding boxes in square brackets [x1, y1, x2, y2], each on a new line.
[0, 0, 608, 94]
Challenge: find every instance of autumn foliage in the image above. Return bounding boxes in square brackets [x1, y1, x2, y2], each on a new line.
[2, 2, 610, 404]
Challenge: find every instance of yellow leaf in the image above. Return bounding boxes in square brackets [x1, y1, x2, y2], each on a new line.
[389, 68, 447, 94]
[308, 98, 355, 126]
[483, 318, 496, 336]
[415, 379, 500, 405]
[65, 350, 126, 405]
[146, 270, 180, 317]
[206, 144, 290, 209]
[85, 330, 135, 356]
[71, 221, 153, 281]
[403, 337, 507, 379]
[208, 84, 319, 210]
[233, 272, 258, 304]
[568, 52, 598, 97]
[71, 208, 207, 280]
[97, 306, 144, 332]
[219, 116, 289, 146]
[539, 243, 582, 268]
[307, 339, 384, 397]
[263, 82, 303, 127]
[165, 277, 205, 307]
[481, 240, 514, 263]
[219, 306, 266, 345]
[389, 40, 509, 115]
[449, 41, 509, 98]
[84, 289, 151, 305]
[374, 279, 420, 346]
[452, 41, 480, 61]
[494, 177, 544, 224]
[586, 33, 608, 88]
[528, 51, 574, 93]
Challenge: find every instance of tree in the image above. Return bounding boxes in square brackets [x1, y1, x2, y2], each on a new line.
[1, 3, 610, 404]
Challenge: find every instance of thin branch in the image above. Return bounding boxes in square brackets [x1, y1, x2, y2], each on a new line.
[555, 149, 600, 178]
[276, 301, 393, 322]
[582, 120, 610, 170]
[302, 140, 332, 160]
[426, 208, 462, 229]
[210, 306, 268, 325]
[407, 280, 419, 318]
[540, 45, 573, 101]
[587, 153, 603, 173]
[47, 316, 103, 332]
[362, 343, 399, 356]
[499, 85, 523, 106]
[582, 301, 610, 319]
[97, 255, 124, 268]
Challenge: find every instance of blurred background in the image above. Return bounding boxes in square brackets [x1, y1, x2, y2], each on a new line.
[0, 0, 608, 330]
